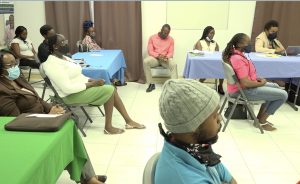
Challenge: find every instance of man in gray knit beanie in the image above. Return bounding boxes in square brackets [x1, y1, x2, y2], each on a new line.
[155, 79, 237, 184]
[159, 79, 220, 133]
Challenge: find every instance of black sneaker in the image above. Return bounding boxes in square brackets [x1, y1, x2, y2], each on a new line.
[146, 84, 155, 92]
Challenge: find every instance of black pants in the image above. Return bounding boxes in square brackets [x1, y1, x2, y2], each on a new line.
[20, 58, 40, 69]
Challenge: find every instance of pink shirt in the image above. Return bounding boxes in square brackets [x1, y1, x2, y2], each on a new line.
[147, 33, 174, 58]
[227, 49, 257, 94]
[82, 35, 101, 50]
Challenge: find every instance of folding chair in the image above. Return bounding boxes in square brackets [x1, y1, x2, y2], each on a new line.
[143, 153, 160, 184]
[219, 61, 264, 134]
[39, 64, 105, 137]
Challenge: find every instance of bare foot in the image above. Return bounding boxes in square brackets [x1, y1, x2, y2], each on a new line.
[86, 176, 104, 184]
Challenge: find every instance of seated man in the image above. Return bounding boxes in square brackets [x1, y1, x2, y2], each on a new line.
[38, 25, 56, 63]
[143, 24, 178, 92]
[156, 79, 237, 184]
[0, 50, 107, 184]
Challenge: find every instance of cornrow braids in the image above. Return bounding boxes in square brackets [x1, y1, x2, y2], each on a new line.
[222, 33, 247, 64]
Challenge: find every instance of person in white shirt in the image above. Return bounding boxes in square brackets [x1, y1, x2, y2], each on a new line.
[10, 26, 39, 69]
[43, 34, 145, 134]
[3, 14, 15, 47]
[194, 26, 224, 95]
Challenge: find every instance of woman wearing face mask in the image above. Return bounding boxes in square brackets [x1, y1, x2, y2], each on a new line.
[156, 79, 237, 184]
[223, 33, 288, 131]
[81, 20, 102, 51]
[194, 26, 224, 95]
[0, 50, 65, 115]
[42, 34, 145, 134]
[10, 26, 40, 69]
[255, 20, 285, 55]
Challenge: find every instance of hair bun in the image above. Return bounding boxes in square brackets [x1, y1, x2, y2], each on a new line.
[83, 20, 94, 30]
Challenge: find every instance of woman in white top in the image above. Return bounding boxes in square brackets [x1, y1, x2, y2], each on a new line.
[10, 26, 39, 69]
[194, 26, 224, 95]
[43, 34, 145, 134]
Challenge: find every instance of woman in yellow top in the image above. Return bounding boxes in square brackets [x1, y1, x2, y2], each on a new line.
[194, 26, 224, 95]
[255, 20, 287, 87]
[255, 20, 285, 55]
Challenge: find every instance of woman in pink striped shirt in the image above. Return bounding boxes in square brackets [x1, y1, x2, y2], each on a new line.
[222, 33, 288, 131]
[82, 20, 102, 51]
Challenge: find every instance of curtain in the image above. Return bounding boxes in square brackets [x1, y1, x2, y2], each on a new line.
[251, 1, 300, 48]
[93, 2, 144, 83]
[45, 2, 90, 54]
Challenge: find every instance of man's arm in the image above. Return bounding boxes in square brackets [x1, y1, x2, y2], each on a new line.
[166, 39, 174, 58]
[148, 37, 160, 58]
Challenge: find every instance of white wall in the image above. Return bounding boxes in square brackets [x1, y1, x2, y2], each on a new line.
[12, 1, 256, 76]
[142, 1, 256, 76]
[14, 1, 46, 49]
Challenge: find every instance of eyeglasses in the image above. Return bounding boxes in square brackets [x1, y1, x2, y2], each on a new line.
[3, 60, 19, 69]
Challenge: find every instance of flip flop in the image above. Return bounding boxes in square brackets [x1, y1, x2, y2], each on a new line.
[104, 128, 125, 134]
[125, 124, 146, 129]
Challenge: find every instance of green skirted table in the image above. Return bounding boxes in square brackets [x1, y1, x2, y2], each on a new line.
[0, 117, 88, 184]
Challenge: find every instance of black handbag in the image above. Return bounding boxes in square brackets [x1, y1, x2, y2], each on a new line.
[224, 101, 247, 119]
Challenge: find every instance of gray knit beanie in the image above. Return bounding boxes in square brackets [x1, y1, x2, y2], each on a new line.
[159, 79, 220, 133]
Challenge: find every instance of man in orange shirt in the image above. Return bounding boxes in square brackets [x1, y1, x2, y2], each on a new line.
[143, 24, 178, 92]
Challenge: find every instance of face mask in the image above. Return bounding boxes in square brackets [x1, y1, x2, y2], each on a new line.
[58, 44, 70, 55]
[5, 65, 20, 80]
[159, 32, 168, 39]
[267, 32, 277, 40]
[206, 36, 212, 42]
[243, 44, 252, 53]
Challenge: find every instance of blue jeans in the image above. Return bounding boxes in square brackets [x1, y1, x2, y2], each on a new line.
[230, 82, 288, 115]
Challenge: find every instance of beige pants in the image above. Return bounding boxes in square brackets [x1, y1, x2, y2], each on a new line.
[143, 56, 178, 84]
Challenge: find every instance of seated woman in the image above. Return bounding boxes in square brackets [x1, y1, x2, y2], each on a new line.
[255, 20, 288, 87]
[194, 26, 224, 95]
[255, 20, 285, 55]
[43, 34, 145, 134]
[0, 50, 106, 184]
[223, 33, 288, 131]
[82, 20, 102, 51]
[10, 26, 40, 69]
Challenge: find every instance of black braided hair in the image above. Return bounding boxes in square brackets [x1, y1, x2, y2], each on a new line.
[200, 26, 214, 42]
[222, 33, 247, 64]
[48, 34, 58, 54]
[14, 26, 27, 38]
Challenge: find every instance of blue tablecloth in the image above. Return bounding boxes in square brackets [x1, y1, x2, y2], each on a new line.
[72, 50, 127, 84]
[183, 52, 300, 79]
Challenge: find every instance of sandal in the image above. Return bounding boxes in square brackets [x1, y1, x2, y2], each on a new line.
[104, 128, 125, 134]
[125, 124, 146, 129]
[254, 122, 276, 131]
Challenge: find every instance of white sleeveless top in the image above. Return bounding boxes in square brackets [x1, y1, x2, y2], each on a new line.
[199, 39, 217, 51]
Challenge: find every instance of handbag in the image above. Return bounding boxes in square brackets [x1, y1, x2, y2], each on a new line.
[5, 112, 72, 132]
[224, 101, 247, 119]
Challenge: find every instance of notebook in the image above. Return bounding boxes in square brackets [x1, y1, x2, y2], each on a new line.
[5, 112, 72, 132]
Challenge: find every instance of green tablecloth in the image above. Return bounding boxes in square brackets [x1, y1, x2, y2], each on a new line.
[0, 117, 88, 184]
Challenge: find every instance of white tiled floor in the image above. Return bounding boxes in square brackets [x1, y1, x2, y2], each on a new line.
[31, 81, 300, 184]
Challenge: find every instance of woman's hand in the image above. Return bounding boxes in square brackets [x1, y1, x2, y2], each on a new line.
[49, 105, 65, 114]
[257, 78, 267, 86]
